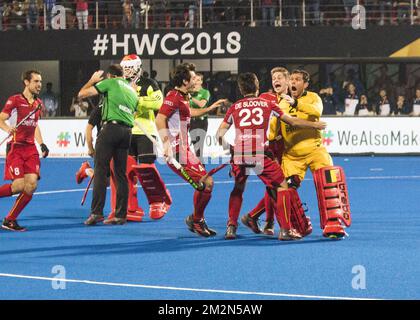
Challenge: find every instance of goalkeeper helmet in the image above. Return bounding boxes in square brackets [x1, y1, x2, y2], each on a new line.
[120, 54, 142, 82]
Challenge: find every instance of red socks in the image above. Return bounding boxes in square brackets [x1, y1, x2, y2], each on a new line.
[193, 190, 212, 222]
[6, 192, 33, 221]
[228, 187, 243, 226]
[248, 197, 265, 219]
[0, 184, 12, 198]
[276, 189, 292, 229]
[264, 191, 275, 222]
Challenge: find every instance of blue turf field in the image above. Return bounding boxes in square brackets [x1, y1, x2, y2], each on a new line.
[0, 156, 419, 300]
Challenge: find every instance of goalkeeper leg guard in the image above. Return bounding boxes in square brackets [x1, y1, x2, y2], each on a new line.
[133, 163, 172, 220]
[288, 188, 312, 237]
[108, 157, 144, 222]
[313, 166, 351, 239]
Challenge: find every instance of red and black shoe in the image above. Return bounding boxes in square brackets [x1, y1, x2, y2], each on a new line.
[2, 218, 26, 232]
[185, 214, 216, 238]
[76, 161, 91, 184]
[241, 214, 262, 234]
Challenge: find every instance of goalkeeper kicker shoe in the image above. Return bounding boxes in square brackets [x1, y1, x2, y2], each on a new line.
[323, 219, 347, 239]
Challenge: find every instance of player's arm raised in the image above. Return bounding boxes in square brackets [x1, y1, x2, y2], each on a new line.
[280, 113, 326, 130]
[78, 70, 104, 99]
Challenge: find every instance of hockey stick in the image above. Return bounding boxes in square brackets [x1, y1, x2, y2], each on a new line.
[207, 163, 229, 176]
[81, 175, 94, 206]
[0, 103, 42, 147]
[134, 120, 205, 191]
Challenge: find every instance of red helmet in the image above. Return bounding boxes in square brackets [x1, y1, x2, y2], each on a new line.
[120, 54, 142, 82]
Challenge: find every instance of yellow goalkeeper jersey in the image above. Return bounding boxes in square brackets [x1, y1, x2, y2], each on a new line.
[132, 76, 163, 136]
[278, 90, 323, 157]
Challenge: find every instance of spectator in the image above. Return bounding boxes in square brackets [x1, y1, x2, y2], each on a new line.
[151, 0, 166, 28]
[40, 82, 59, 117]
[355, 94, 372, 116]
[0, 1, 6, 31]
[319, 86, 337, 115]
[306, 0, 321, 25]
[44, 0, 55, 30]
[122, 0, 133, 28]
[96, 0, 107, 28]
[284, 0, 299, 26]
[377, 0, 393, 25]
[107, 0, 122, 28]
[394, 0, 410, 24]
[24, 0, 39, 30]
[343, 0, 356, 23]
[411, 88, 420, 115]
[343, 68, 364, 95]
[261, 0, 276, 26]
[202, 0, 215, 25]
[75, 0, 88, 30]
[9, 1, 26, 30]
[373, 65, 394, 99]
[132, 0, 142, 28]
[187, 0, 198, 29]
[327, 72, 345, 113]
[61, 0, 75, 29]
[70, 96, 89, 117]
[393, 95, 411, 115]
[376, 88, 391, 116]
[343, 83, 359, 115]
[166, 0, 184, 28]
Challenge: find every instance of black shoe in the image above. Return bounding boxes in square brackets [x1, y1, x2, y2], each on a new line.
[263, 220, 275, 236]
[241, 214, 262, 234]
[224, 225, 237, 240]
[84, 214, 104, 226]
[185, 214, 217, 237]
[2, 218, 26, 232]
[103, 217, 127, 225]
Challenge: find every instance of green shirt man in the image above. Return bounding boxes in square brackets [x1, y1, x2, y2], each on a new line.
[190, 73, 210, 121]
[95, 77, 138, 127]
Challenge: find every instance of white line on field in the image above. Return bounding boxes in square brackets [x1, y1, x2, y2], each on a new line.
[0, 273, 380, 300]
[30, 175, 420, 197]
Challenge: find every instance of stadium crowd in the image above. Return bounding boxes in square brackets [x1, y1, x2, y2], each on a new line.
[0, 0, 419, 31]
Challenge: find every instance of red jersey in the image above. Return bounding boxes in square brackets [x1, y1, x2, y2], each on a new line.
[158, 89, 191, 153]
[260, 91, 285, 160]
[2, 94, 43, 145]
[259, 92, 279, 104]
[224, 96, 283, 161]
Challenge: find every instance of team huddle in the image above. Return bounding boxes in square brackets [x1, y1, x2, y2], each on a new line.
[0, 55, 352, 241]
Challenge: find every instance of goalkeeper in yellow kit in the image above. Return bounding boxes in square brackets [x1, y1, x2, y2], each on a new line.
[278, 69, 350, 239]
